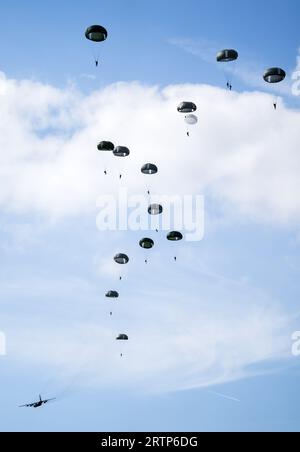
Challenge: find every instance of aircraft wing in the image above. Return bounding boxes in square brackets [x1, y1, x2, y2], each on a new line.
[44, 398, 56, 404]
[19, 403, 35, 408]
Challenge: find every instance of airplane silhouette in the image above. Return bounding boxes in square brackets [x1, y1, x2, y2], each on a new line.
[19, 395, 56, 409]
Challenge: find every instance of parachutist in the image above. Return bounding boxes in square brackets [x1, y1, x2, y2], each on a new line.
[174, 257, 177, 262]
[229, 85, 232, 91]
[104, 170, 107, 175]
[187, 132, 190, 137]
[95, 60, 99, 67]
[273, 103, 277, 110]
[119, 174, 122, 180]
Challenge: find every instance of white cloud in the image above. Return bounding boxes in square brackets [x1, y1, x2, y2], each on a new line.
[0, 72, 300, 224]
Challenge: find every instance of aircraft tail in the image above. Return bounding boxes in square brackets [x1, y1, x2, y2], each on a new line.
[39, 395, 42, 402]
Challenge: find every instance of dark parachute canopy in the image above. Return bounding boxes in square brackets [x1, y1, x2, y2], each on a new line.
[263, 67, 286, 84]
[167, 231, 183, 242]
[85, 25, 108, 42]
[139, 238, 154, 249]
[177, 102, 197, 114]
[216, 49, 239, 63]
[116, 334, 129, 341]
[106, 291, 119, 299]
[148, 204, 163, 215]
[141, 164, 158, 175]
[114, 254, 129, 265]
[113, 146, 130, 157]
[97, 141, 114, 151]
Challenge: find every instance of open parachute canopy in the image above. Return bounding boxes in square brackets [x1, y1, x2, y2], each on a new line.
[85, 25, 108, 42]
[177, 102, 197, 114]
[97, 141, 114, 152]
[113, 146, 130, 157]
[106, 291, 119, 299]
[167, 231, 183, 242]
[185, 114, 198, 125]
[114, 254, 129, 265]
[263, 67, 286, 84]
[141, 164, 158, 175]
[148, 204, 163, 216]
[216, 49, 239, 63]
[139, 238, 154, 249]
[116, 334, 129, 341]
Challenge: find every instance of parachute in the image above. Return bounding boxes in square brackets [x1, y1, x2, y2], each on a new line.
[177, 102, 197, 114]
[85, 25, 108, 42]
[114, 254, 129, 265]
[113, 147, 130, 179]
[97, 141, 114, 151]
[263, 68, 286, 109]
[216, 49, 238, 63]
[97, 141, 114, 175]
[113, 146, 130, 157]
[139, 238, 154, 249]
[116, 334, 129, 341]
[185, 114, 198, 126]
[167, 232, 183, 262]
[85, 25, 108, 67]
[216, 49, 239, 90]
[148, 204, 163, 215]
[178, 103, 198, 136]
[263, 67, 286, 84]
[106, 291, 119, 299]
[141, 164, 158, 175]
[167, 231, 183, 242]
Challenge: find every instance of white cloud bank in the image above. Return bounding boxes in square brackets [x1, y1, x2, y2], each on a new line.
[1, 72, 300, 393]
[0, 71, 300, 223]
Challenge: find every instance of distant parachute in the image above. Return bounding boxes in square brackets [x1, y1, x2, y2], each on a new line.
[167, 231, 183, 262]
[85, 25, 108, 67]
[113, 146, 130, 157]
[216, 49, 238, 63]
[177, 102, 197, 114]
[185, 114, 198, 126]
[106, 291, 119, 299]
[116, 334, 129, 341]
[216, 49, 239, 90]
[97, 141, 114, 175]
[263, 68, 286, 110]
[139, 238, 154, 249]
[178, 103, 198, 136]
[148, 204, 163, 215]
[167, 231, 183, 242]
[97, 141, 114, 151]
[85, 25, 108, 42]
[114, 254, 129, 265]
[141, 164, 158, 175]
[263, 67, 286, 84]
[113, 146, 130, 179]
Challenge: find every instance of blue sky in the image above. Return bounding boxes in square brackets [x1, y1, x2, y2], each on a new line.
[1, 0, 300, 432]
